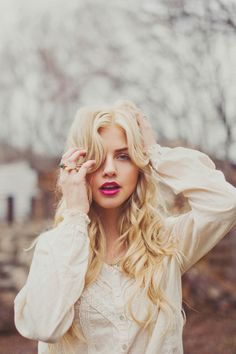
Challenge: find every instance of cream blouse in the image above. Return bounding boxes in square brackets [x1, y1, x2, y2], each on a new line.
[14, 143, 236, 354]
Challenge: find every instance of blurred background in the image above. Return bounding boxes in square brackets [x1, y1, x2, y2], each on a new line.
[0, 0, 236, 353]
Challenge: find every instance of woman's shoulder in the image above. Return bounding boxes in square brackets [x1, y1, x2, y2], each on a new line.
[28, 226, 58, 252]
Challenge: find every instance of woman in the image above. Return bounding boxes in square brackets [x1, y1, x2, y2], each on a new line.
[14, 100, 236, 353]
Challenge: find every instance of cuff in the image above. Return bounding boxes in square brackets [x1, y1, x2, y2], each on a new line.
[61, 208, 91, 227]
[146, 143, 164, 170]
[146, 143, 162, 156]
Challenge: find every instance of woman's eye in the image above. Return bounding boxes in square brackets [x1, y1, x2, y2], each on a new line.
[117, 154, 130, 160]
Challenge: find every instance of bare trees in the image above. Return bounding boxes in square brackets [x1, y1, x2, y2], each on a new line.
[0, 0, 235, 162]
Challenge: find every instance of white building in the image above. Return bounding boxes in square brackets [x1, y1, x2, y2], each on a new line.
[0, 161, 39, 222]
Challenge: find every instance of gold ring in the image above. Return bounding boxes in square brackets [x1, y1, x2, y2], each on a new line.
[59, 162, 83, 171]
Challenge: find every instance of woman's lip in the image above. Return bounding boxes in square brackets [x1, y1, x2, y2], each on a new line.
[100, 184, 120, 188]
[99, 188, 121, 196]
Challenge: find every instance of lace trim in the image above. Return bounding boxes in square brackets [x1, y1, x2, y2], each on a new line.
[102, 262, 121, 272]
[61, 208, 91, 225]
[54, 209, 91, 237]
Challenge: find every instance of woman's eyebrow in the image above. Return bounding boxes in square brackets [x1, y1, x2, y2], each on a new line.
[114, 147, 128, 152]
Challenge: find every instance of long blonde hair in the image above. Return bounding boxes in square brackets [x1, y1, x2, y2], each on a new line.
[33, 100, 185, 353]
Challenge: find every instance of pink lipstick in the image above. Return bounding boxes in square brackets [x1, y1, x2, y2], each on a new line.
[99, 188, 120, 196]
[99, 181, 121, 196]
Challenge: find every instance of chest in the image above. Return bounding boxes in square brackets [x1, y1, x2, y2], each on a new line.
[74, 264, 157, 339]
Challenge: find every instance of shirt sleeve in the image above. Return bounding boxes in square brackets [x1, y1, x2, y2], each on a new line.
[14, 209, 91, 343]
[147, 143, 236, 275]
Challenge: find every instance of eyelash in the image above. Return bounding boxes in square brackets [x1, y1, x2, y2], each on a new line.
[117, 153, 130, 160]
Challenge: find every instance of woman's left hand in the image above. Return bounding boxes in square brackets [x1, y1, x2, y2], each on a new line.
[135, 110, 157, 152]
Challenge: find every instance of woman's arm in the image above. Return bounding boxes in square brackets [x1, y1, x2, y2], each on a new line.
[147, 143, 236, 275]
[14, 210, 90, 343]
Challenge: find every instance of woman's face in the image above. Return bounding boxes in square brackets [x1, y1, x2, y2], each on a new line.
[87, 125, 140, 211]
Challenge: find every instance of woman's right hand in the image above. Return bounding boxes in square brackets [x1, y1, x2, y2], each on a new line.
[59, 148, 96, 214]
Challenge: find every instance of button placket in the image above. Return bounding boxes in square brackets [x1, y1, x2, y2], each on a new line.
[117, 311, 129, 353]
[104, 263, 130, 352]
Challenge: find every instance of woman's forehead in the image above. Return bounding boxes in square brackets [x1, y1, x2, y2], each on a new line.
[99, 126, 127, 146]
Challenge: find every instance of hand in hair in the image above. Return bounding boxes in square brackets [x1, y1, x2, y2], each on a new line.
[58, 148, 95, 214]
[135, 111, 157, 152]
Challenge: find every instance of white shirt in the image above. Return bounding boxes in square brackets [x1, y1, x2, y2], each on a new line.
[14, 143, 236, 354]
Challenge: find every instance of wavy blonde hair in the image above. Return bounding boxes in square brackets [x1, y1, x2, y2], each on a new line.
[32, 100, 186, 353]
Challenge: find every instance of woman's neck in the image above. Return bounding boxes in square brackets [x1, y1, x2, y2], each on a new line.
[97, 210, 120, 242]
[94, 206, 127, 264]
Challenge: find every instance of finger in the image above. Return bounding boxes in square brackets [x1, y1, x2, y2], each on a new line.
[77, 160, 96, 178]
[67, 150, 87, 164]
[60, 151, 87, 169]
[60, 159, 94, 175]
[133, 111, 142, 126]
[137, 111, 145, 122]
[64, 166, 77, 172]
[62, 147, 86, 161]
[137, 112, 151, 128]
[62, 148, 79, 159]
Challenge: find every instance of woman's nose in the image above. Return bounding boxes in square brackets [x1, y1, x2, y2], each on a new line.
[102, 158, 117, 176]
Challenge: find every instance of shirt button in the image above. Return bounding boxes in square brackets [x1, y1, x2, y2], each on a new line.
[119, 314, 125, 320]
[122, 344, 128, 351]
